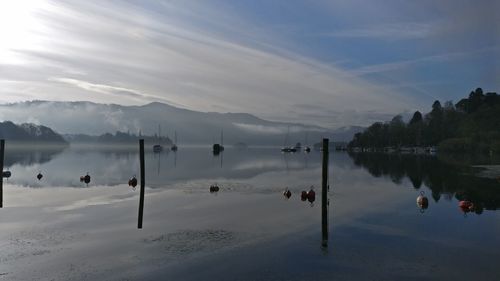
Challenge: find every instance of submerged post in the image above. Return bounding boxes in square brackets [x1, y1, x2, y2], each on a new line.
[138, 139, 145, 229]
[321, 138, 329, 247]
[0, 139, 4, 208]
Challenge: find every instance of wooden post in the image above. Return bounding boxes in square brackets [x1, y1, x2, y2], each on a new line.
[138, 139, 145, 229]
[0, 139, 4, 208]
[321, 138, 329, 247]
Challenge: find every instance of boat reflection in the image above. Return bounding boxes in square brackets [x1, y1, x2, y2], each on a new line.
[4, 147, 318, 188]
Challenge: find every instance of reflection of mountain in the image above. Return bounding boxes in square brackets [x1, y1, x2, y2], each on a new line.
[348, 152, 500, 213]
[5, 146, 67, 167]
[6, 147, 319, 188]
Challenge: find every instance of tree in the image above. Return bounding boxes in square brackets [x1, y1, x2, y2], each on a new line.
[408, 111, 424, 146]
[348, 88, 499, 151]
[409, 111, 423, 125]
[389, 115, 406, 147]
[426, 100, 444, 144]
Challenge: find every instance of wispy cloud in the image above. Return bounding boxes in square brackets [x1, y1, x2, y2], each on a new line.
[324, 22, 433, 40]
[48, 77, 183, 107]
[349, 46, 499, 76]
[3, 1, 494, 128]
[0, 1, 425, 128]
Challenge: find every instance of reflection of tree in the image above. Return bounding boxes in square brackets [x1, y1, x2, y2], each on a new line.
[348, 152, 500, 212]
[5, 146, 67, 167]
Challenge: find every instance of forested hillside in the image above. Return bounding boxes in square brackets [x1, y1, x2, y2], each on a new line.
[0, 121, 67, 144]
[349, 88, 500, 152]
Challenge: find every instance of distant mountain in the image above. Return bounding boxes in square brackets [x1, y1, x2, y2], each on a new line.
[330, 126, 366, 142]
[0, 101, 365, 145]
[0, 101, 334, 145]
[0, 121, 67, 144]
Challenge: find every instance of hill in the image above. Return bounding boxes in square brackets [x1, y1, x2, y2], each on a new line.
[0, 121, 67, 144]
[348, 88, 500, 153]
[0, 101, 337, 145]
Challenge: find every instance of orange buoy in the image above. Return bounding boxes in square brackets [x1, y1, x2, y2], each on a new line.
[301, 191, 308, 201]
[307, 187, 315, 203]
[416, 191, 429, 209]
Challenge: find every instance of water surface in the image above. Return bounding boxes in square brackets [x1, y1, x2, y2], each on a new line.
[1, 145, 499, 280]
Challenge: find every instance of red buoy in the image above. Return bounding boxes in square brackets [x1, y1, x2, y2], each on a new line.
[307, 187, 315, 203]
[301, 191, 308, 201]
[459, 200, 474, 212]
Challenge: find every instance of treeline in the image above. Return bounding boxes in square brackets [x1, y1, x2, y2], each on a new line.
[349, 88, 500, 152]
[65, 131, 173, 145]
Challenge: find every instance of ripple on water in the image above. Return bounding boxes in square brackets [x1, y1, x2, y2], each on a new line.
[143, 229, 243, 257]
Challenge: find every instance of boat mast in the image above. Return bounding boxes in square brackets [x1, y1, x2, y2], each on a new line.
[284, 126, 290, 147]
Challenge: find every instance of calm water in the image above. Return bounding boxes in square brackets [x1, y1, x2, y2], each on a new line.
[1, 145, 500, 280]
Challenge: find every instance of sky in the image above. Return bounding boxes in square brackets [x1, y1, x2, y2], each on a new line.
[0, 0, 498, 128]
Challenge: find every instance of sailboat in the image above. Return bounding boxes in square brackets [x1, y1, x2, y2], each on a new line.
[303, 131, 311, 153]
[171, 131, 178, 151]
[281, 126, 297, 153]
[213, 130, 225, 154]
[153, 124, 163, 153]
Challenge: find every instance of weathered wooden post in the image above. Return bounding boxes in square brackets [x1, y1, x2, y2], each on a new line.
[0, 139, 4, 208]
[138, 139, 145, 229]
[321, 138, 329, 247]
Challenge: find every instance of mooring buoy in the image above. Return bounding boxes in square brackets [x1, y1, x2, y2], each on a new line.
[459, 200, 474, 213]
[128, 176, 138, 187]
[210, 184, 220, 193]
[416, 191, 429, 210]
[283, 188, 292, 199]
[300, 190, 308, 201]
[307, 186, 316, 203]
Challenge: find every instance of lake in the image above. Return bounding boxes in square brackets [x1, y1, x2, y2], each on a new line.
[1, 145, 500, 280]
